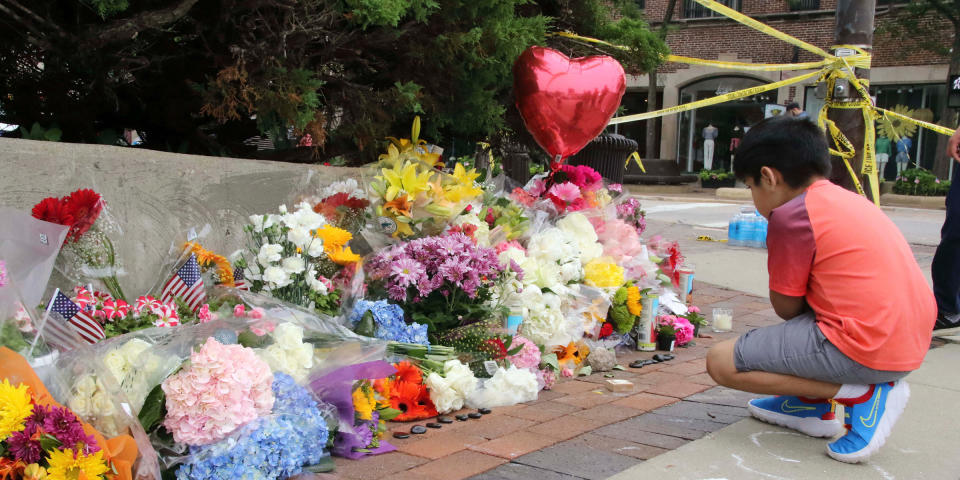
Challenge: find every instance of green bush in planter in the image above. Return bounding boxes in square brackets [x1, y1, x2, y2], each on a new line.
[892, 168, 950, 196]
[699, 169, 734, 182]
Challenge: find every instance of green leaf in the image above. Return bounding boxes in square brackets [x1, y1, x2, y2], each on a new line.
[39, 433, 62, 452]
[578, 366, 592, 376]
[304, 455, 336, 473]
[612, 364, 625, 371]
[603, 373, 615, 378]
[378, 407, 403, 421]
[43, 127, 62, 142]
[355, 310, 377, 337]
[540, 352, 559, 372]
[138, 383, 167, 432]
[238, 330, 269, 348]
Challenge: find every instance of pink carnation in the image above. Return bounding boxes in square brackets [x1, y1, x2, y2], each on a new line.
[688, 306, 701, 314]
[495, 240, 525, 255]
[162, 338, 274, 446]
[505, 336, 541, 371]
[674, 317, 695, 346]
[197, 304, 214, 323]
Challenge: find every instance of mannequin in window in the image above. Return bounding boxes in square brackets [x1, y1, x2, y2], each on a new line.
[729, 125, 743, 172]
[702, 123, 719, 170]
[895, 136, 912, 176]
[876, 135, 891, 181]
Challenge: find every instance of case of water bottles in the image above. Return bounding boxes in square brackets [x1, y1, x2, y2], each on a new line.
[728, 206, 767, 248]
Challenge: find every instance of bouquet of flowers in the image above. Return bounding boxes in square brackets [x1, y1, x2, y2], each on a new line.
[0, 347, 140, 480]
[371, 361, 437, 422]
[31, 188, 127, 301]
[510, 164, 613, 215]
[655, 314, 695, 346]
[236, 202, 362, 316]
[648, 236, 685, 288]
[678, 305, 707, 337]
[475, 195, 530, 241]
[616, 196, 647, 237]
[609, 282, 645, 335]
[310, 178, 371, 235]
[68, 286, 214, 339]
[368, 117, 483, 240]
[364, 232, 510, 337]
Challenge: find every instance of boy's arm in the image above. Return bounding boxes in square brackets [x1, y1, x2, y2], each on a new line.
[770, 290, 808, 320]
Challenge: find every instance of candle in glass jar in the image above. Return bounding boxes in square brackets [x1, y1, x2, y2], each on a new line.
[712, 308, 733, 332]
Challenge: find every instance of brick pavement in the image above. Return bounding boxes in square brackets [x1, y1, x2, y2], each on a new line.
[332, 282, 775, 479]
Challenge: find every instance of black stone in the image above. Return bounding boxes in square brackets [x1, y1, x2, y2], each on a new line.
[468, 412, 483, 419]
[426, 422, 442, 429]
[410, 425, 428, 434]
[456, 414, 469, 421]
[392, 432, 410, 439]
[478, 408, 492, 415]
[437, 416, 454, 424]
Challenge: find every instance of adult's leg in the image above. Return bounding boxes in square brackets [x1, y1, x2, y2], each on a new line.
[932, 168, 960, 321]
[707, 339, 841, 398]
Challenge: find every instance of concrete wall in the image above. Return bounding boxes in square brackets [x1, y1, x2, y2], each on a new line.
[0, 138, 363, 296]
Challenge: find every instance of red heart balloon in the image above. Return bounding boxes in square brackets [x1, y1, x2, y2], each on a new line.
[513, 46, 626, 162]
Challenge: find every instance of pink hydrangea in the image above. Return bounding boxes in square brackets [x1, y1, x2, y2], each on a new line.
[162, 338, 275, 446]
[506, 336, 541, 371]
[537, 368, 557, 390]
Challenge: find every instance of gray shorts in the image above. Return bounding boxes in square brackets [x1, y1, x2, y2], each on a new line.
[734, 312, 910, 384]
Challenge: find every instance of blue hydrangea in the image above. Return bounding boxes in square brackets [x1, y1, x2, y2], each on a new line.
[175, 373, 330, 480]
[350, 299, 429, 345]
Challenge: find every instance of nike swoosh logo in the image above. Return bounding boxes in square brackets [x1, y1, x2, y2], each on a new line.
[859, 385, 882, 428]
[780, 399, 817, 413]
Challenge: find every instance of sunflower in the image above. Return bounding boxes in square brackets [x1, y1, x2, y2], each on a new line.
[352, 387, 374, 421]
[45, 448, 109, 480]
[877, 104, 918, 141]
[626, 286, 643, 316]
[0, 380, 33, 442]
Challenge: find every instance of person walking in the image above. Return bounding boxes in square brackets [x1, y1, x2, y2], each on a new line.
[934, 129, 960, 334]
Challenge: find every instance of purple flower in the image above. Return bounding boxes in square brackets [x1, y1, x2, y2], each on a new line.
[43, 405, 99, 453]
[915, 178, 920, 184]
[391, 257, 425, 288]
[936, 178, 941, 184]
[6, 428, 43, 463]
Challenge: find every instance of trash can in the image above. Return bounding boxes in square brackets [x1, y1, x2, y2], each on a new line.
[567, 133, 637, 184]
[502, 143, 532, 186]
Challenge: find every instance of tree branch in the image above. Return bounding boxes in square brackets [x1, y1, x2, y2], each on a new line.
[927, 0, 959, 26]
[82, 0, 201, 48]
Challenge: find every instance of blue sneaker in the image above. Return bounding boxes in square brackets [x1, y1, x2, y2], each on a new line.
[827, 381, 910, 463]
[747, 395, 842, 437]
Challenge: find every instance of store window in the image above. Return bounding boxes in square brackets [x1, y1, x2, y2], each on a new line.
[788, 0, 820, 10]
[683, 0, 740, 18]
[805, 83, 946, 180]
[677, 75, 770, 172]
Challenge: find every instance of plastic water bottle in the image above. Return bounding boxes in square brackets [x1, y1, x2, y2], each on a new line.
[755, 211, 768, 249]
[738, 207, 757, 248]
[727, 212, 741, 246]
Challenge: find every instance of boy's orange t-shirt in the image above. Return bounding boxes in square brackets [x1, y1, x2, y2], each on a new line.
[767, 179, 936, 371]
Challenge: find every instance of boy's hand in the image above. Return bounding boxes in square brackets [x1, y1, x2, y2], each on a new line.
[947, 128, 960, 163]
[770, 290, 808, 320]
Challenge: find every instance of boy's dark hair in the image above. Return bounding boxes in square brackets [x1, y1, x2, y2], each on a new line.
[733, 116, 831, 188]
[786, 102, 801, 111]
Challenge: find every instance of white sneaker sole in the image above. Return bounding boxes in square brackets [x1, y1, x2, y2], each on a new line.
[747, 402, 843, 438]
[933, 325, 960, 336]
[826, 381, 911, 464]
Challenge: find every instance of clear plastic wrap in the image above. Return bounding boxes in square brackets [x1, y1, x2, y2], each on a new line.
[0, 206, 69, 308]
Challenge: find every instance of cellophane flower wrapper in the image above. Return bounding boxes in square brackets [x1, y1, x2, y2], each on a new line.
[0, 206, 70, 308]
[42, 343, 162, 480]
[290, 176, 372, 237]
[50, 194, 130, 301]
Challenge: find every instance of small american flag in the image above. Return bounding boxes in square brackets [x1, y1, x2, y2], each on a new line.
[160, 254, 206, 312]
[233, 267, 249, 290]
[49, 290, 105, 344]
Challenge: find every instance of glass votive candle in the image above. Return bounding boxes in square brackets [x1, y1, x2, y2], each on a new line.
[712, 307, 733, 332]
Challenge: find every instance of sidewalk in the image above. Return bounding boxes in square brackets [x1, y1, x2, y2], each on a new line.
[332, 284, 780, 480]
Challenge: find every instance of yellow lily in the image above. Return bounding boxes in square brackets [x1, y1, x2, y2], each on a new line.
[380, 160, 433, 201]
[443, 163, 483, 203]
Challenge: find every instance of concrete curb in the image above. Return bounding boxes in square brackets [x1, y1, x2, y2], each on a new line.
[880, 193, 946, 210]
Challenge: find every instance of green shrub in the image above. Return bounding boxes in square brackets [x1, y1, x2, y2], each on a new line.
[892, 168, 950, 196]
[699, 169, 734, 181]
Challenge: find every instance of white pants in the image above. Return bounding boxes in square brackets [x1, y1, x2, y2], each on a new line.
[704, 139, 715, 170]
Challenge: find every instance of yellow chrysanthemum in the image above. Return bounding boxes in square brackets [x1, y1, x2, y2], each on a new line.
[583, 260, 625, 288]
[316, 225, 353, 252]
[46, 448, 109, 480]
[352, 388, 374, 421]
[0, 379, 33, 442]
[183, 241, 234, 287]
[328, 246, 362, 266]
[626, 286, 643, 317]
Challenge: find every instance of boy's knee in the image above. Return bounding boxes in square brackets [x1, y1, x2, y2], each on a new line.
[706, 340, 737, 386]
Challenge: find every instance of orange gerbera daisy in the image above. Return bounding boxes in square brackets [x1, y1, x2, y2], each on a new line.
[393, 361, 423, 384]
[390, 381, 437, 421]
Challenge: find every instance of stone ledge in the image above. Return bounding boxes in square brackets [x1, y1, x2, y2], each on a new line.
[880, 193, 946, 210]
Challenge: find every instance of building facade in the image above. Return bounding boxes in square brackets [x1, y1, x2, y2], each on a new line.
[616, 0, 952, 180]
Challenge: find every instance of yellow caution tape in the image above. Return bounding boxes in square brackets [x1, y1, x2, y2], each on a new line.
[874, 107, 956, 137]
[625, 151, 646, 173]
[608, 70, 822, 125]
[692, 0, 833, 59]
[667, 55, 832, 71]
[696, 235, 727, 243]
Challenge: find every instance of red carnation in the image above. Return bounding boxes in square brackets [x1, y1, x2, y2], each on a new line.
[599, 322, 614, 339]
[31, 197, 74, 227]
[63, 188, 103, 242]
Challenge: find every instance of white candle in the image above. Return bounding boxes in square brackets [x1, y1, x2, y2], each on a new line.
[713, 313, 733, 332]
